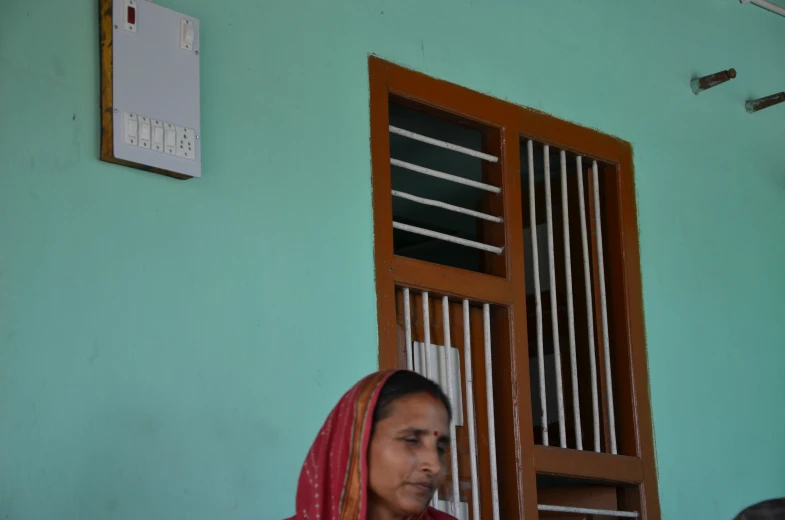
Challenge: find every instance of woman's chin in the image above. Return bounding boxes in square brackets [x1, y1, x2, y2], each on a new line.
[396, 496, 431, 515]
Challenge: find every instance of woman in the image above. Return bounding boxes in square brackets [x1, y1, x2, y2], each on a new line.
[287, 370, 459, 520]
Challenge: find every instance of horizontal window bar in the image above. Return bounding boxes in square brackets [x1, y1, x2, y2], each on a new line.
[391, 158, 501, 194]
[389, 125, 499, 162]
[391, 256, 514, 306]
[538, 504, 639, 518]
[533, 445, 644, 484]
[392, 190, 502, 223]
[393, 221, 503, 254]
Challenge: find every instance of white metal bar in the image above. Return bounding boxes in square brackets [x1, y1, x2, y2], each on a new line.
[462, 299, 481, 520]
[423, 292, 432, 379]
[560, 150, 583, 451]
[391, 158, 501, 194]
[422, 291, 439, 507]
[745, 0, 785, 18]
[577, 156, 601, 452]
[392, 190, 503, 223]
[393, 222, 503, 255]
[418, 292, 427, 379]
[527, 140, 549, 446]
[538, 504, 639, 518]
[404, 288, 413, 370]
[483, 304, 500, 520]
[389, 125, 499, 163]
[592, 160, 618, 454]
[442, 296, 460, 515]
[543, 144, 567, 448]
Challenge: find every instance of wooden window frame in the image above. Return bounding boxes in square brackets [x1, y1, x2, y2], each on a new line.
[370, 56, 660, 519]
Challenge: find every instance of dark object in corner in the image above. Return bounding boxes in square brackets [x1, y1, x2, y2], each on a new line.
[734, 498, 785, 520]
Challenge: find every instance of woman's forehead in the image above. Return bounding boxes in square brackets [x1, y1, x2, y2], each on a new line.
[380, 393, 449, 425]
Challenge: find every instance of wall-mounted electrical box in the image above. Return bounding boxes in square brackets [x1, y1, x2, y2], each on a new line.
[99, 0, 201, 180]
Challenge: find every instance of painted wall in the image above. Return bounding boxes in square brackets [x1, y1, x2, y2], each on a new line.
[1, 0, 784, 518]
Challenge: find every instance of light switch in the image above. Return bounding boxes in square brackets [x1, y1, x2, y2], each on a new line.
[175, 125, 195, 160]
[139, 116, 151, 149]
[124, 112, 138, 146]
[152, 119, 164, 152]
[164, 123, 176, 155]
[125, 0, 137, 33]
[180, 18, 194, 51]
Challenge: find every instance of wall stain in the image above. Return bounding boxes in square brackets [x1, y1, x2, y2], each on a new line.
[89, 343, 101, 363]
[30, 401, 37, 431]
[53, 56, 65, 79]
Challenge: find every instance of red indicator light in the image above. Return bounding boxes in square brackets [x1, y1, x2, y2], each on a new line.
[127, 6, 136, 25]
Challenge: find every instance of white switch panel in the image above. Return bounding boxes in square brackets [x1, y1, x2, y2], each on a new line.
[124, 112, 138, 146]
[180, 18, 195, 51]
[111, 0, 201, 177]
[151, 119, 164, 152]
[164, 122, 176, 155]
[138, 116, 151, 149]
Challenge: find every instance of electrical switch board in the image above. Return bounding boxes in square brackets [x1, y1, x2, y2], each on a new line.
[99, 0, 201, 179]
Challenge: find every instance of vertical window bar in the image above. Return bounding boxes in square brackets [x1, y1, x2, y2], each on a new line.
[527, 140, 549, 446]
[422, 291, 440, 506]
[483, 303, 500, 520]
[442, 296, 461, 515]
[560, 150, 583, 450]
[592, 160, 617, 454]
[462, 299, 481, 520]
[576, 156, 601, 452]
[543, 144, 567, 448]
[403, 288, 413, 370]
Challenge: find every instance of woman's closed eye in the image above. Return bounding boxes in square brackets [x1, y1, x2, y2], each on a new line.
[401, 435, 448, 458]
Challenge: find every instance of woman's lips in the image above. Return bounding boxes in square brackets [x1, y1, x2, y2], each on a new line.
[409, 482, 434, 494]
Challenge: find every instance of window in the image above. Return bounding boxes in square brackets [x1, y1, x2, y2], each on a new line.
[370, 57, 660, 519]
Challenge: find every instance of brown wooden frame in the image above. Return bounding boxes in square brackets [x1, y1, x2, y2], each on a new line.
[98, 0, 191, 180]
[370, 56, 660, 519]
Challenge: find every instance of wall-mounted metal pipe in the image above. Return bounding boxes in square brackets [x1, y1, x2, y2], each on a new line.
[740, 0, 785, 17]
[745, 92, 785, 113]
[691, 69, 736, 94]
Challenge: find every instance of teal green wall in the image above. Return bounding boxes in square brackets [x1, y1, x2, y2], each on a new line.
[2, 0, 784, 518]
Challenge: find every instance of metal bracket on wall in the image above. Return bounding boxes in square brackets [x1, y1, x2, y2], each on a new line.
[740, 0, 785, 18]
[745, 92, 785, 114]
[690, 69, 736, 95]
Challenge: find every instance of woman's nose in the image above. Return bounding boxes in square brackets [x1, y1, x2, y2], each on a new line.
[419, 445, 442, 474]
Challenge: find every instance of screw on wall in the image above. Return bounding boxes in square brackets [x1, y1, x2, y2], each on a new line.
[745, 92, 785, 114]
[691, 69, 736, 95]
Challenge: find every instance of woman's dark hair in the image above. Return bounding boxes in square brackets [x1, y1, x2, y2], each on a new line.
[734, 498, 785, 520]
[372, 370, 452, 426]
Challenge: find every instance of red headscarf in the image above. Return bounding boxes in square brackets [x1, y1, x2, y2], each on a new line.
[286, 370, 457, 520]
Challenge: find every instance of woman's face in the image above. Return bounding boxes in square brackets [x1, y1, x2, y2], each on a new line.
[367, 393, 450, 518]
